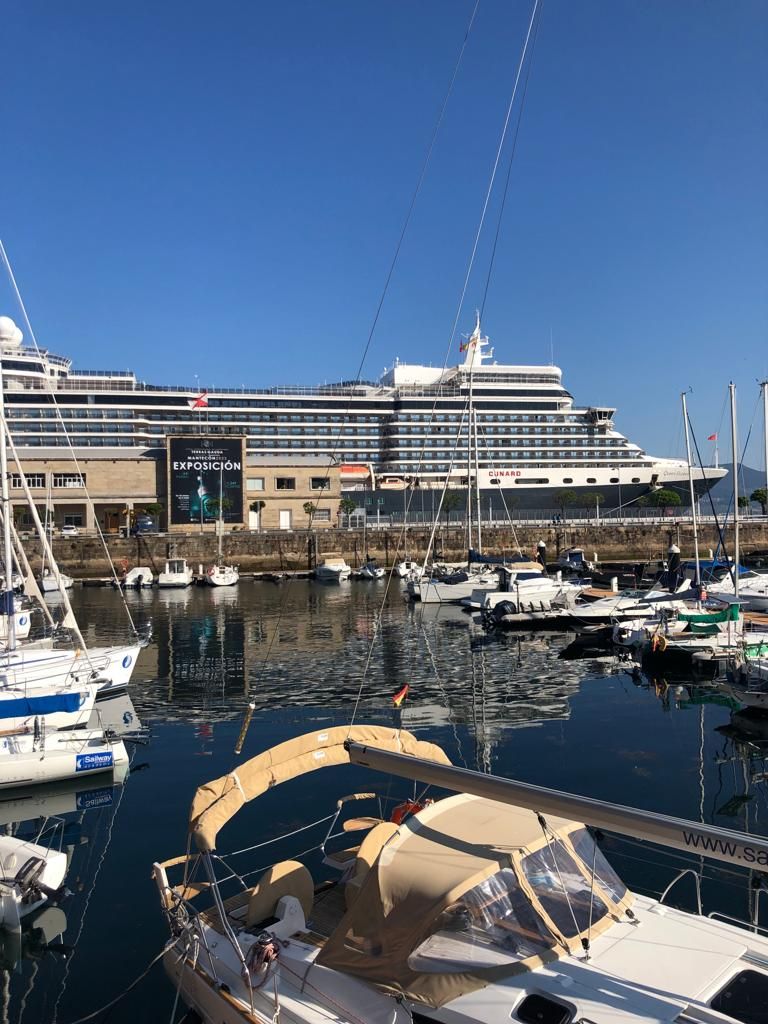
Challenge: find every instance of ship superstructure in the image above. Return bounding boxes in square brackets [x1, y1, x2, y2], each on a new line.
[0, 317, 724, 511]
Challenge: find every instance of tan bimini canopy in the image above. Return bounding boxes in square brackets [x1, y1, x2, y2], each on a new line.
[318, 793, 635, 1008]
[189, 725, 450, 853]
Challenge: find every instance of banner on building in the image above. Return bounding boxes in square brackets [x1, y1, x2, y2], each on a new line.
[168, 437, 245, 526]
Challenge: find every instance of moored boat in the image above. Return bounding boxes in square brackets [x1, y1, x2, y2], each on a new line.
[153, 725, 768, 1024]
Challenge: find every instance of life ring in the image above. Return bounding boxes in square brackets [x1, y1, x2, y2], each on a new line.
[390, 799, 429, 825]
[119, 558, 129, 572]
[207, 567, 216, 576]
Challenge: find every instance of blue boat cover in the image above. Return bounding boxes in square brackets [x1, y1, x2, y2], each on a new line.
[0, 692, 82, 719]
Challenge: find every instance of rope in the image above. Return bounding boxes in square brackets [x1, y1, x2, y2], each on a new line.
[60, 947, 169, 1024]
[223, 812, 335, 858]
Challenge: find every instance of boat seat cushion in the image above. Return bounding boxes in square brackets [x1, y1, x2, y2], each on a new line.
[344, 822, 399, 909]
[245, 860, 314, 928]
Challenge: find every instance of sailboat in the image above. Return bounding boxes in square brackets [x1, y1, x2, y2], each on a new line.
[0, 317, 137, 775]
[37, 479, 73, 593]
[153, 725, 768, 1024]
[205, 466, 240, 587]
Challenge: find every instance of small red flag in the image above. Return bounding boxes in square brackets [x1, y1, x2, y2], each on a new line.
[707, 433, 717, 441]
[188, 391, 209, 409]
[392, 683, 409, 708]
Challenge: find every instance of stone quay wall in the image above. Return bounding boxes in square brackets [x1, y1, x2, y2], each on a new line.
[31, 520, 768, 577]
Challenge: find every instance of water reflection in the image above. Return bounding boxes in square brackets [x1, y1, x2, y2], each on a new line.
[2, 581, 767, 1021]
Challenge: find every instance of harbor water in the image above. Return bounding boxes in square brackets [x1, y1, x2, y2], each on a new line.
[5, 580, 768, 1023]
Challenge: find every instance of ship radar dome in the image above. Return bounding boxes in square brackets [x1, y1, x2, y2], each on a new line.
[0, 317, 23, 345]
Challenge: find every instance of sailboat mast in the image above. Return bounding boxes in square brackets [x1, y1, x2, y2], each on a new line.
[218, 464, 223, 563]
[0, 344, 15, 648]
[762, 378, 768, 497]
[466, 382, 473, 559]
[473, 403, 482, 551]
[681, 392, 700, 588]
[729, 381, 739, 598]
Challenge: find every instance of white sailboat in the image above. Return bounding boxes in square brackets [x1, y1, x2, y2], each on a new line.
[154, 725, 768, 1024]
[205, 467, 239, 587]
[0, 317, 140, 755]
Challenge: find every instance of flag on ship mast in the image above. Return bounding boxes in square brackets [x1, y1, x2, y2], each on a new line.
[188, 392, 209, 409]
[707, 433, 717, 441]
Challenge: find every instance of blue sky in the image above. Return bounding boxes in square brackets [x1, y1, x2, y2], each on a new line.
[2, 1, 767, 466]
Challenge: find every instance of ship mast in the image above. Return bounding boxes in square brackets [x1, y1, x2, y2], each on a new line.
[681, 391, 700, 590]
[729, 382, 739, 598]
[0, 323, 15, 648]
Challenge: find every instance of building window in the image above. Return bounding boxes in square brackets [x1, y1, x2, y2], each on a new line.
[53, 473, 86, 489]
[247, 477, 265, 491]
[275, 477, 296, 491]
[310, 477, 330, 491]
[64, 514, 83, 527]
[313, 508, 331, 522]
[11, 473, 46, 489]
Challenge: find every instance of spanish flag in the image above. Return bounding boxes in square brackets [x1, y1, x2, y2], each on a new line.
[392, 684, 409, 708]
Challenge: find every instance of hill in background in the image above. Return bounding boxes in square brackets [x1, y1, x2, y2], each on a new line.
[706, 463, 766, 509]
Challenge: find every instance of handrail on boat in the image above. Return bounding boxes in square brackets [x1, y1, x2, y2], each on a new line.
[659, 868, 703, 915]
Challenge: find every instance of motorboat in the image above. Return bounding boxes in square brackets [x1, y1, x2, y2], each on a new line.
[204, 564, 240, 587]
[0, 834, 68, 929]
[37, 568, 74, 593]
[358, 561, 385, 580]
[707, 568, 768, 613]
[314, 554, 352, 582]
[393, 560, 423, 579]
[562, 585, 691, 628]
[118, 566, 155, 589]
[158, 558, 193, 588]
[154, 725, 768, 1024]
[557, 547, 595, 573]
[467, 573, 588, 612]
[408, 568, 501, 604]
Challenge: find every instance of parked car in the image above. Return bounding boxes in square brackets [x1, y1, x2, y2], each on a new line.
[60, 524, 80, 537]
[131, 515, 159, 536]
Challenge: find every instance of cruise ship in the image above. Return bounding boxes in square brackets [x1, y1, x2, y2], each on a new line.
[0, 315, 724, 511]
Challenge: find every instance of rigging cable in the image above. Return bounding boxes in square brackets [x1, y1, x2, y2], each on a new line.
[0, 240, 139, 639]
[479, 0, 543, 319]
[348, 0, 546, 731]
[233, 1, 481, 754]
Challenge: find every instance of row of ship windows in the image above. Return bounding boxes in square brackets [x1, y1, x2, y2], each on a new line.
[5, 426, 628, 448]
[7, 410, 591, 427]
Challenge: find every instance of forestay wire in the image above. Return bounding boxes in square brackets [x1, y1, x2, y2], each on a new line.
[0, 240, 139, 638]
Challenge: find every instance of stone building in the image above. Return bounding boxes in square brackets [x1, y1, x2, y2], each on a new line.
[245, 456, 341, 530]
[7, 446, 341, 533]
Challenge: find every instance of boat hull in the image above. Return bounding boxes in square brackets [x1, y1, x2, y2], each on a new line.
[0, 732, 128, 789]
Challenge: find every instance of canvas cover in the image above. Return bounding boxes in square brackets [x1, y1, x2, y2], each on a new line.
[678, 605, 740, 624]
[318, 793, 633, 1008]
[189, 725, 451, 852]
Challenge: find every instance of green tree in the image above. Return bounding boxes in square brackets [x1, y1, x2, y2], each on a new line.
[581, 491, 605, 508]
[303, 501, 317, 526]
[738, 495, 750, 511]
[442, 490, 463, 524]
[140, 502, 164, 517]
[648, 488, 682, 511]
[338, 496, 357, 523]
[554, 489, 577, 517]
[751, 487, 767, 515]
[207, 496, 232, 517]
